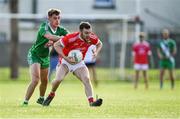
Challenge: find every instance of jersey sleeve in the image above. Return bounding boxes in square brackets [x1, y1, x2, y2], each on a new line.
[90, 33, 99, 45]
[38, 23, 48, 37]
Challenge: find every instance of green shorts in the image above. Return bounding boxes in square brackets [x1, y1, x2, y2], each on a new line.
[27, 52, 50, 68]
[159, 59, 175, 69]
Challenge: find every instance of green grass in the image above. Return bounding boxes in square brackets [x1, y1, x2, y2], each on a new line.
[0, 67, 180, 118]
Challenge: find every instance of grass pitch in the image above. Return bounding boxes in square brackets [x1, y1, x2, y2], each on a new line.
[0, 68, 180, 118]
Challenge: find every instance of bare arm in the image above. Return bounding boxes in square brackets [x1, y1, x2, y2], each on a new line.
[93, 40, 103, 58]
[54, 40, 76, 64]
[54, 40, 66, 58]
[44, 32, 61, 42]
[172, 46, 177, 57]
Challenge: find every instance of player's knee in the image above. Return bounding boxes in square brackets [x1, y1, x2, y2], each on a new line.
[32, 74, 40, 81]
[54, 79, 62, 84]
[55, 75, 64, 82]
[82, 76, 90, 85]
[31, 79, 39, 85]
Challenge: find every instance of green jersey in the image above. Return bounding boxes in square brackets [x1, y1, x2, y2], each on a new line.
[158, 38, 177, 59]
[158, 38, 177, 69]
[29, 22, 68, 58]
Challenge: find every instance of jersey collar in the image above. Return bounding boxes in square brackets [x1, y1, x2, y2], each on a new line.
[79, 33, 84, 41]
[48, 23, 57, 34]
[78, 33, 92, 44]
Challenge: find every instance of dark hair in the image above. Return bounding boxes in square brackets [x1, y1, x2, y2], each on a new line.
[48, 8, 61, 17]
[79, 22, 91, 31]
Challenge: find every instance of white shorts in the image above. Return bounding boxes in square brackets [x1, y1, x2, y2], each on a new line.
[134, 64, 149, 70]
[61, 59, 86, 72]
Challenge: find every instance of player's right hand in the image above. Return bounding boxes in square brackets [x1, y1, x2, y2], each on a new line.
[44, 40, 54, 48]
[65, 57, 76, 65]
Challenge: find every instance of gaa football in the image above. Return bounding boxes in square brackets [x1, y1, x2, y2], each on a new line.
[68, 50, 83, 63]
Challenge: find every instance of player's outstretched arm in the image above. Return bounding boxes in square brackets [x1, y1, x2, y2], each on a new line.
[44, 32, 61, 42]
[54, 40, 66, 58]
[94, 40, 103, 57]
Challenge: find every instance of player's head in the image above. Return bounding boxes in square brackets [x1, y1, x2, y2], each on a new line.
[48, 8, 61, 28]
[139, 32, 145, 42]
[162, 29, 169, 39]
[79, 22, 92, 42]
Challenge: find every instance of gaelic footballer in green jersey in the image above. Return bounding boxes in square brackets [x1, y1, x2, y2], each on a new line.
[28, 21, 68, 68]
[157, 29, 177, 90]
[23, 9, 69, 106]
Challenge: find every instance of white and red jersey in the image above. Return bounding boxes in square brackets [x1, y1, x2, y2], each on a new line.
[59, 32, 99, 60]
[132, 41, 151, 64]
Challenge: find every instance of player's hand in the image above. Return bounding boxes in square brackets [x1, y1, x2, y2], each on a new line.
[65, 57, 77, 65]
[44, 40, 54, 47]
[92, 50, 97, 61]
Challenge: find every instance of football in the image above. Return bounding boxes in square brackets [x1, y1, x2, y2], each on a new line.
[68, 50, 83, 63]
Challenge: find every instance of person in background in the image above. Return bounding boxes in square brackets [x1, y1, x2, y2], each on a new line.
[132, 32, 152, 90]
[157, 29, 177, 90]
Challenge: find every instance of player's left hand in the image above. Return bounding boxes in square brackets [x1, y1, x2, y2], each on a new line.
[44, 40, 54, 47]
[92, 50, 97, 60]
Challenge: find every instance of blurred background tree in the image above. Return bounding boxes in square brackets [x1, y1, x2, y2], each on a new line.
[9, 0, 19, 79]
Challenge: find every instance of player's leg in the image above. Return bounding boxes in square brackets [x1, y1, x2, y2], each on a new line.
[52, 64, 68, 92]
[143, 70, 148, 89]
[160, 68, 165, 89]
[134, 70, 140, 89]
[167, 61, 175, 90]
[36, 68, 48, 104]
[74, 66, 102, 106]
[23, 63, 41, 105]
[48, 62, 53, 81]
[75, 66, 93, 99]
[159, 60, 167, 89]
[168, 69, 175, 90]
[134, 64, 140, 89]
[43, 64, 69, 106]
[142, 64, 149, 89]
[88, 66, 98, 87]
[91, 66, 98, 87]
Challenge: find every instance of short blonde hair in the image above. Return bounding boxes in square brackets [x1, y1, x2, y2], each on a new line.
[48, 8, 61, 17]
[139, 32, 146, 37]
[162, 29, 169, 34]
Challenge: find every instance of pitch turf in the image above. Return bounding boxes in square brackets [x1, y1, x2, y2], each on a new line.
[0, 68, 180, 118]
